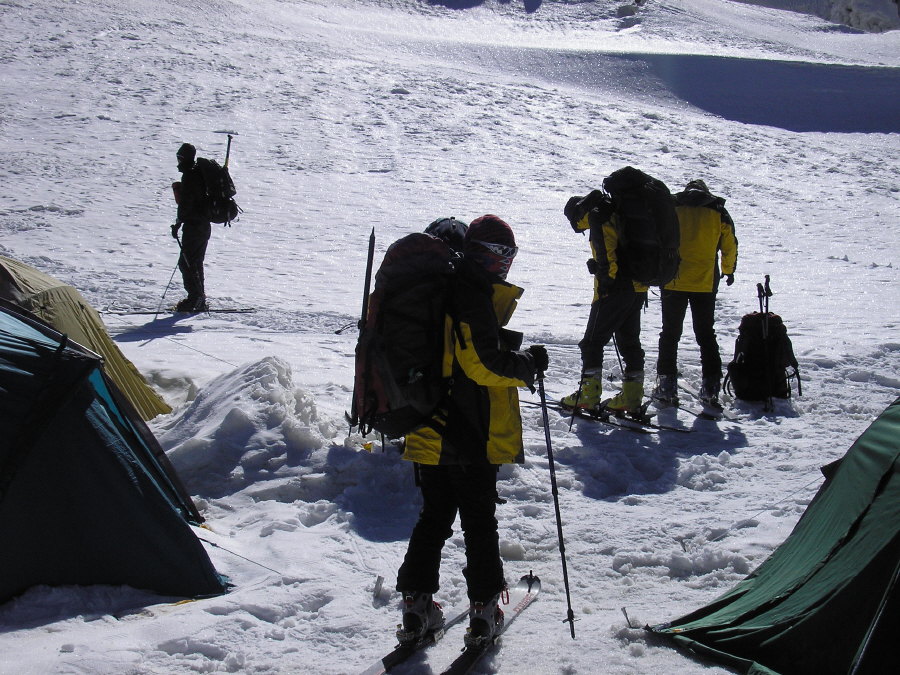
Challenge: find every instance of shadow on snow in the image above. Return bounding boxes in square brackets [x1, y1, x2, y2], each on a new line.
[554, 414, 749, 501]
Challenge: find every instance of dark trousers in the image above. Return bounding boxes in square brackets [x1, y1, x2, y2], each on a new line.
[579, 289, 647, 373]
[657, 290, 722, 380]
[178, 221, 211, 300]
[396, 463, 504, 603]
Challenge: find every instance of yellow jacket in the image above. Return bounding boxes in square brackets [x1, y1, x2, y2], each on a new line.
[575, 212, 649, 300]
[403, 258, 535, 466]
[667, 201, 738, 293]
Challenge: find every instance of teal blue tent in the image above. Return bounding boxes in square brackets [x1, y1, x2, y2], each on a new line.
[0, 301, 227, 602]
[650, 397, 899, 674]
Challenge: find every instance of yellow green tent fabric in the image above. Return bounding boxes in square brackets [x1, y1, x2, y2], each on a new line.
[0, 256, 171, 420]
[650, 397, 899, 675]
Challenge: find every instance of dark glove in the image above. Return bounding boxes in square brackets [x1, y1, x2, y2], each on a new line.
[725, 274, 735, 286]
[171, 223, 180, 239]
[527, 345, 549, 374]
[586, 257, 598, 275]
[598, 275, 616, 295]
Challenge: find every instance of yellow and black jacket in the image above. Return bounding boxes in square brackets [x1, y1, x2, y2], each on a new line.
[573, 211, 649, 300]
[668, 189, 738, 293]
[403, 258, 536, 466]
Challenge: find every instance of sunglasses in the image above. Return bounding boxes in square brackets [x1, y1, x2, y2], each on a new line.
[471, 240, 518, 258]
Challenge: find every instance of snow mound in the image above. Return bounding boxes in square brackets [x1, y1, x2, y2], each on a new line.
[158, 357, 337, 497]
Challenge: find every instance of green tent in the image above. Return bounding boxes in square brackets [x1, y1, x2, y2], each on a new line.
[0, 254, 172, 421]
[0, 301, 227, 603]
[650, 397, 899, 675]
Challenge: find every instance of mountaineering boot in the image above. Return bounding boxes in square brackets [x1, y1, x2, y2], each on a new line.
[396, 592, 444, 644]
[464, 592, 505, 649]
[699, 377, 723, 410]
[175, 295, 208, 313]
[652, 374, 678, 407]
[560, 371, 602, 409]
[603, 371, 645, 414]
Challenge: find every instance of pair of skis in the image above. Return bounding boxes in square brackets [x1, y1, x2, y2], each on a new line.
[361, 573, 541, 675]
[106, 307, 255, 315]
[649, 383, 739, 422]
[524, 399, 690, 434]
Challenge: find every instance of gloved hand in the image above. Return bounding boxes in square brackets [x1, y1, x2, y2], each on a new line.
[598, 274, 616, 295]
[171, 223, 180, 239]
[586, 257, 598, 275]
[527, 345, 549, 374]
[725, 274, 735, 286]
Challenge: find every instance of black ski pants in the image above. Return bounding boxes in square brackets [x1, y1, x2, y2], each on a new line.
[178, 220, 211, 301]
[579, 288, 647, 374]
[396, 463, 504, 603]
[657, 290, 722, 381]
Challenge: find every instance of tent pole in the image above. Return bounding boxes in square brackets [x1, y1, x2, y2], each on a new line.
[848, 553, 900, 674]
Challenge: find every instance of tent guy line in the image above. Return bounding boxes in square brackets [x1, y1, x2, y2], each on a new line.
[701, 473, 824, 547]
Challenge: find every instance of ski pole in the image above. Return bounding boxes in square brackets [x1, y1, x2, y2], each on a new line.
[757, 277, 774, 411]
[567, 370, 582, 432]
[612, 333, 625, 378]
[154, 229, 186, 318]
[537, 373, 577, 639]
[568, 297, 605, 431]
[763, 275, 774, 410]
[155, 257, 181, 320]
[349, 228, 376, 432]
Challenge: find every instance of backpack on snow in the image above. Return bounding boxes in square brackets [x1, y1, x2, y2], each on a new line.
[601, 166, 680, 287]
[352, 232, 456, 438]
[724, 279, 801, 406]
[195, 157, 240, 225]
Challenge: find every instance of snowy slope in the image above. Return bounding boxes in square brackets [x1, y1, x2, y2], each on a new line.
[0, 1, 898, 674]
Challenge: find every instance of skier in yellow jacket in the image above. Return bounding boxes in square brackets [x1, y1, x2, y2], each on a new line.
[396, 215, 548, 650]
[653, 179, 738, 408]
[560, 193, 649, 413]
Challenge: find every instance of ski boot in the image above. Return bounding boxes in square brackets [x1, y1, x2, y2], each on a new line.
[602, 372, 649, 421]
[560, 370, 602, 410]
[175, 295, 208, 313]
[464, 591, 505, 649]
[651, 374, 678, 408]
[698, 377, 724, 412]
[396, 591, 444, 645]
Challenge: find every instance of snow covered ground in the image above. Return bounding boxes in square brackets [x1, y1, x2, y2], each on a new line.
[0, 0, 898, 673]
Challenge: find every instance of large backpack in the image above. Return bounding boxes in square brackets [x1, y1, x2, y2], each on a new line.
[352, 232, 456, 438]
[195, 157, 240, 225]
[601, 166, 680, 287]
[724, 312, 801, 402]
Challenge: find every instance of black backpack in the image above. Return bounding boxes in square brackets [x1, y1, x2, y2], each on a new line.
[601, 166, 680, 287]
[724, 312, 801, 403]
[195, 157, 240, 225]
[352, 233, 456, 438]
